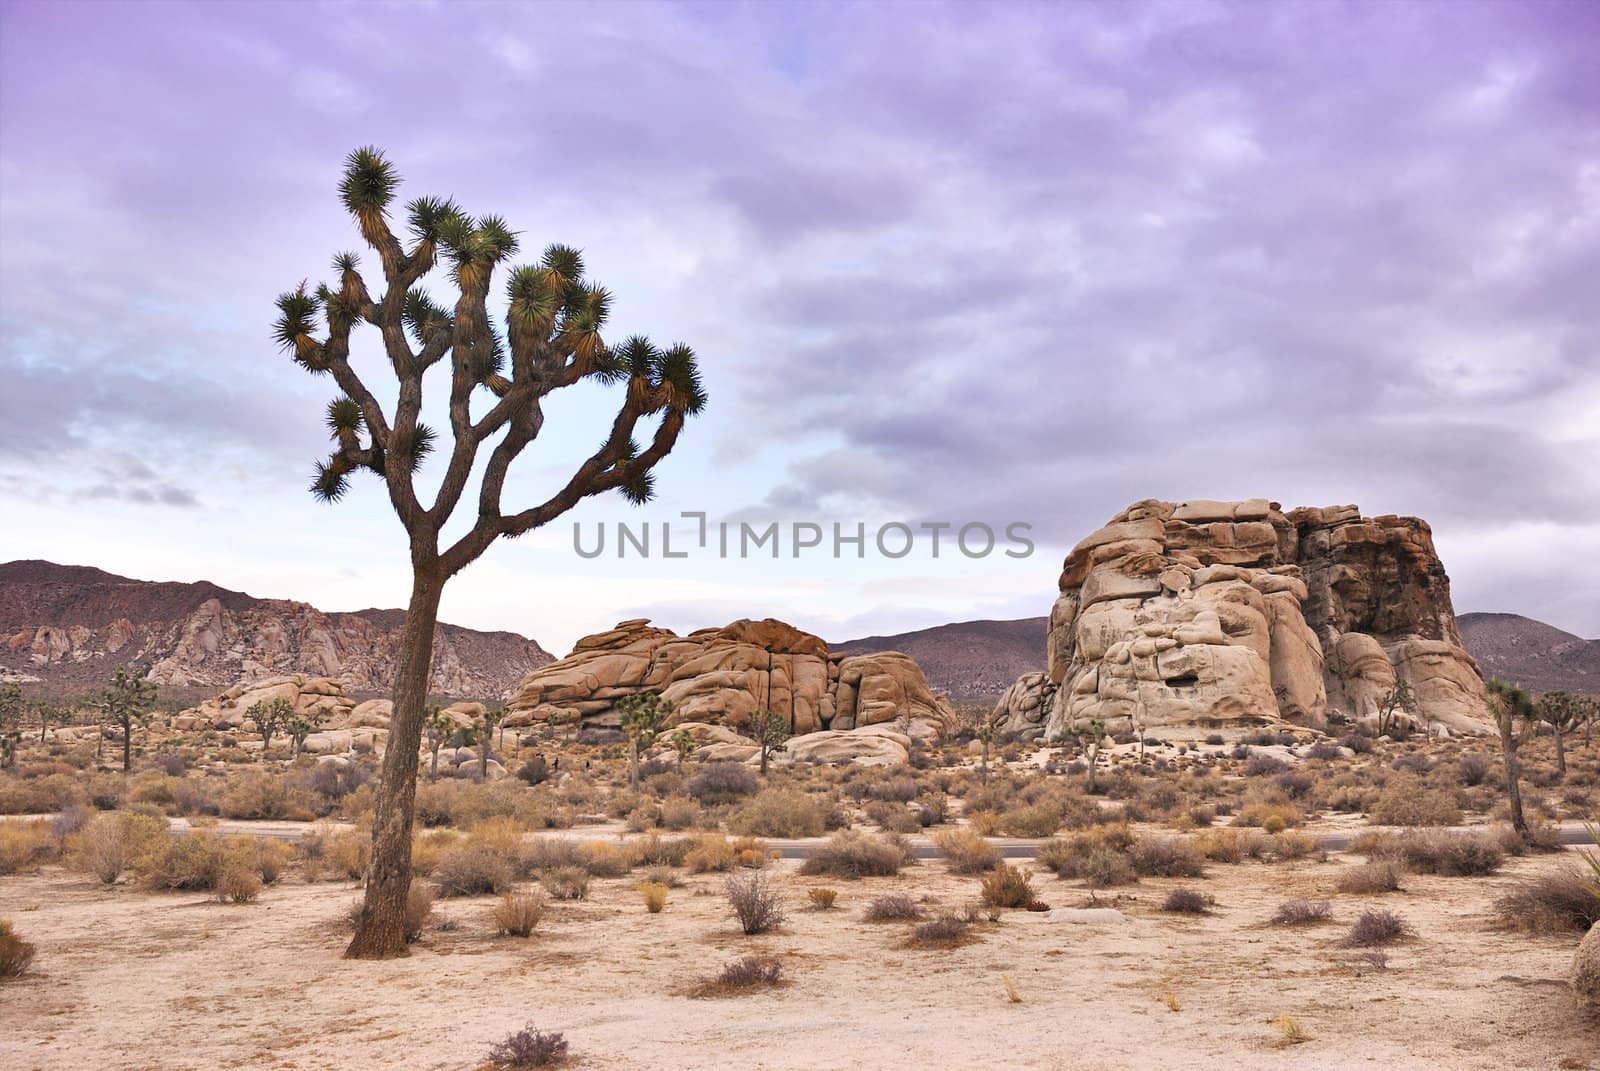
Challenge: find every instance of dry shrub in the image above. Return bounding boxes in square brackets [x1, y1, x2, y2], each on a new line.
[625, 833, 692, 868]
[999, 800, 1063, 838]
[686, 762, 760, 804]
[798, 831, 907, 879]
[658, 796, 701, 830]
[1130, 837, 1206, 878]
[1493, 871, 1600, 934]
[215, 859, 262, 904]
[637, 881, 669, 913]
[1388, 831, 1503, 876]
[467, 816, 528, 856]
[729, 789, 827, 838]
[685, 835, 737, 873]
[573, 840, 630, 877]
[1367, 778, 1462, 826]
[726, 871, 785, 934]
[434, 843, 514, 897]
[933, 829, 1002, 874]
[410, 829, 460, 876]
[487, 1024, 569, 1068]
[912, 914, 972, 946]
[1337, 861, 1403, 894]
[538, 866, 590, 901]
[731, 836, 774, 868]
[1196, 829, 1246, 863]
[0, 919, 36, 980]
[0, 820, 53, 875]
[518, 837, 578, 876]
[71, 813, 168, 885]
[807, 887, 838, 910]
[493, 891, 547, 937]
[1037, 827, 1139, 887]
[1272, 898, 1332, 926]
[865, 894, 923, 921]
[1233, 794, 1302, 831]
[711, 955, 784, 991]
[1343, 908, 1413, 946]
[138, 832, 229, 891]
[312, 829, 371, 881]
[979, 864, 1036, 908]
[405, 882, 435, 941]
[1161, 888, 1211, 914]
[254, 840, 296, 885]
[1268, 831, 1319, 861]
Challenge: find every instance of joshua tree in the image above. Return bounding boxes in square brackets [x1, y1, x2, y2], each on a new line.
[423, 705, 453, 781]
[275, 148, 707, 958]
[477, 705, 504, 782]
[0, 686, 20, 767]
[35, 701, 67, 744]
[1375, 679, 1415, 738]
[618, 692, 670, 791]
[1537, 691, 1585, 777]
[248, 697, 296, 755]
[288, 714, 317, 759]
[1075, 717, 1108, 794]
[98, 667, 158, 773]
[670, 729, 696, 773]
[1485, 678, 1538, 839]
[749, 709, 790, 776]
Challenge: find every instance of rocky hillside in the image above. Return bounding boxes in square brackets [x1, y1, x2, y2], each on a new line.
[833, 618, 1048, 701]
[1457, 612, 1599, 695]
[0, 560, 553, 700]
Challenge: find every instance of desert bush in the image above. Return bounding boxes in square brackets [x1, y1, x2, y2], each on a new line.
[1161, 888, 1211, 914]
[729, 789, 827, 838]
[726, 871, 785, 934]
[404, 882, 435, 941]
[625, 833, 692, 868]
[912, 914, 972, 946]
[487, 1024, 569, 1068]
[1388, 831, 1504, 876]
[1130, 837, 1205, 878]
[1457, 753, 1491, 786]
[1492, 871, 1600, 934]
[72, 814, 154, 884]
[1245, 752, 1287, 776]
[316, 829, 371, 881]
[998, 800, 1064, 837]
[686, 762, 760, 804]
[1272, 898, 1332, 926]
[434, 843, 514, 897]
[517, 837, 578, 876]
[637, 881, 669, 913]
[0, 919, 35, 980]
[573, 840, 631, 878]
[731, 836, 773, 868]
[493, 891, 547, 936]
[1196, 829, 1246, 864]
[538, 866, 590, 901]
[807, 887, 838, 910]
[1035, 826, 1138, 885]
[685, 834, 738, 873]
[1341, 733, 1374, 755]
[864, 800, 921, 834]
[409, 829, 459, 876]
[1268, 831, 1319, 861]
[138, 832, 230, 890]
[1233, 793, 1302, 830]
[1274, 771, 1314, 800]
[1367, 778, 1461, 826]
[1304, 742, 1344, 762]
[1337, 861, 1403, 894]
[714, 955, 784, 990]
[658, 796, 701, 830]
[219, 773, 315, 821]
[798, 830, 908, 879]
[979, 864, 1036, 908]
[215, 858, 262, 903]
[0, 820, 54, 875]
[1343, 908, 1413, 946]
[864, 894, 923, 921]
[934, 829, 1002, 874]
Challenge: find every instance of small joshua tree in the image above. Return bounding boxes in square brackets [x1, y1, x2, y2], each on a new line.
[670, 728, 696, 773]
[0, 686, 20, 768]
[477, 705, 504, 782]
[35, 701, 67, 744]
[248, 696, 296, 755]
[288, 714, 318, 759]
[424, 705, 454, 781]
[1537, 691, 1585, 778]
[618, 692, 670, 791]
[750, 709, 790, 776]
[98, 667, 158, 773]
[1486, 678, 1538, 839]
[274, 147, 706, 958]
[1074, 717, 1108, 794]
[1375, 679, 1415, 738]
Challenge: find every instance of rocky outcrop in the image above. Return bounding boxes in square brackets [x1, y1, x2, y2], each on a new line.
[0, 560, 552, 697]
[993, 500, 1491, 740]
[1575, 921, 1600, 1007]
[504, 618, 957, 753]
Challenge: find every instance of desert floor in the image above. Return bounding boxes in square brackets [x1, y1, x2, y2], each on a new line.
[3, 833, 1597, 1071]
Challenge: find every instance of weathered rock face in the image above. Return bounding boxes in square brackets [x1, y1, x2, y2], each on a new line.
[0, 560, 553, 697]
[993, 500, 1490, 739]
[504, 618, 957, 750]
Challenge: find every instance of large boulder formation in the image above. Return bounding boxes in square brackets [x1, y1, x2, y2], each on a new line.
[504, 617, 957, 760]
[993, 499, 1491, 740]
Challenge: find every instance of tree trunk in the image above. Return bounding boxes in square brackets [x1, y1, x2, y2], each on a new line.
[1503, 740, 1528, 838]
[628, 739, 640, 791]
[122, 717, 132, 773]
[1555, 729, 1566, 777]
[346, 567, 442, 959]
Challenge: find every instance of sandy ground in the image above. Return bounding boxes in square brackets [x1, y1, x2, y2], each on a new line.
[2, 845, 1597, 1070]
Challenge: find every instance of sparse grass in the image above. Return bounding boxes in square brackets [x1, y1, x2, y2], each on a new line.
[1161, 888, 1211, 914]
[726, 871, 785, 934]
[493, 892, 547, 937]
[1272, 1013, 1311, 1045]
[864, 894, 923, 921]
[933, 828, 1002, 874]
[637, 881, 669, 913]
[798, 830, 907, 879]
[1336, 861, 1403, 894]
[979, 864, 1035, 909]
[1272, 898, 1332, 926]
[1343, 908, 1413, 947]
[807, 887, 838, 910]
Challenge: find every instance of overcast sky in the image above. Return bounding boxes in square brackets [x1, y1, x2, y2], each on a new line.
[2, 0, 1597, 654]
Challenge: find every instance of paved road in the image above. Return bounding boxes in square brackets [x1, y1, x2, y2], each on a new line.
[173, 817, 1593, 858]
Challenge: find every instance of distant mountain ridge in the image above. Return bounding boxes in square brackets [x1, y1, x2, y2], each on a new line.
[0, 560, 553, 700]
[838, 610, 1596, 702]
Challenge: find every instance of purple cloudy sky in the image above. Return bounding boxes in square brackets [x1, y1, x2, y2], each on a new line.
[2, 0, 1598, 653]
